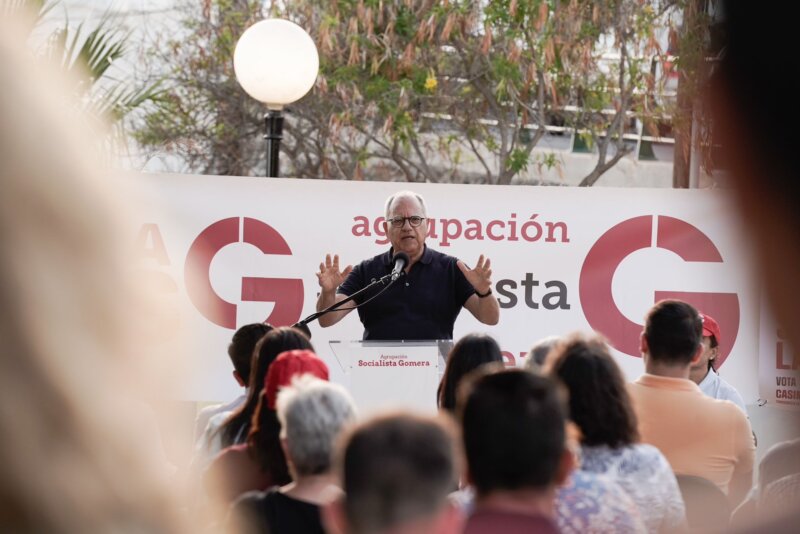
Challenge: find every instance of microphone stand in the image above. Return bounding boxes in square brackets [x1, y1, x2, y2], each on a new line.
[292, 270, 406, 339]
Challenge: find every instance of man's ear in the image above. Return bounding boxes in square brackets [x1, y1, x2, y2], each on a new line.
[322, 496, 348, 534]
[280, 437, 290, 462]
[463, 464, 475, 489]
[639, 333, 650, 367]
[709, 345, 719, 369]
[233, 370, 246, 387]
[639, 332, 648, 355]
[690, 343, 703, 366]
[554, 446, 577, 487]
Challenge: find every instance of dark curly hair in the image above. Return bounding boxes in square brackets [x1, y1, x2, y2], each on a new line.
[437, 333, 503, 413]
[550, 334, 639, 448]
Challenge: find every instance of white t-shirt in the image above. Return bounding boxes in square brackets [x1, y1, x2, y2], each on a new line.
[699, 370, 747, 414]
[193, 393, 247, 442]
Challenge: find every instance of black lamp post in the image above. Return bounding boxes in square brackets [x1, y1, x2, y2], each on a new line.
[264, 110, 284, 177]
[233, 19, 319, 177]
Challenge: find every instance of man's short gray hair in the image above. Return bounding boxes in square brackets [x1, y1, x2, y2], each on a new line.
[385, 190, 428, 220]
[276, 375, 358, 477]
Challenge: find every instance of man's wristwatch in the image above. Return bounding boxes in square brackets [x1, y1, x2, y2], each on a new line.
[475, 288, 492, 298]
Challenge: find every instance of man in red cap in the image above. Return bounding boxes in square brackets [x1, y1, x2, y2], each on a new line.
[688, 313, 747, 414]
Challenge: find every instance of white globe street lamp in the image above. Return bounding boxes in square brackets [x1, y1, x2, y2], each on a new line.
[234, 19, 319, 177]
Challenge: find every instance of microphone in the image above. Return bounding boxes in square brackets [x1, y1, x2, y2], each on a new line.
[390, 252, 410, 280]
[294, 252, 410, 337]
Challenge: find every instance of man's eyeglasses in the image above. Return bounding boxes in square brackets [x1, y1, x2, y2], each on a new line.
[387, 216, 426, 228]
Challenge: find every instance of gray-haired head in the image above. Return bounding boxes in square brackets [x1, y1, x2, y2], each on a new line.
[525, 336, 563, 372]
[385, 191, 428, 220]
[276, 375, 357, 477]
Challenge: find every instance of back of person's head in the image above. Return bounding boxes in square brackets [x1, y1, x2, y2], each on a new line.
[253, 327, 315, 392]
[0, 11, 188, 532]
[221, 326, 313, 446]
[710, 5, 800, 525]
[710, 2, 800, 366]
[525, 335, 563, 372]
[714, 1, 794, 202]
[459, 368, 569, 497]
[266, 349, 329, 409]
[227, 323, 273, 384]
[550, 334, 639, 448]
[334, 412, 459, 534]
[246, 350, 329, 484]
[437, 333, 503, 412]
[643, 300, 702, 365]
[276, 375, 357, 478]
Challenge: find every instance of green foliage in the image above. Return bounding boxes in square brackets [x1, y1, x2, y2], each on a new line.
[539, 151, 559, 170]
[10, 0, 162, 146]
[508, 147, 530, 173]
[134, 0, 681, 183]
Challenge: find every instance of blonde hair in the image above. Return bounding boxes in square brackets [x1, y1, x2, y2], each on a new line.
[0, 11, 188, 533]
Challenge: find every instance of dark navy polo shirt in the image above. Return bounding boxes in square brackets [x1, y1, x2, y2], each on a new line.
[337, 246, 475, 340]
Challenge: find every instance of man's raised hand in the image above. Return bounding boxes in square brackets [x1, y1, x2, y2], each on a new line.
[317, 254, 353, 292]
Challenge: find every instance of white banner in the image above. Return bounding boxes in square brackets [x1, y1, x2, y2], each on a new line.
[131, 174, 762, 407]
[759, 296, 799, 408]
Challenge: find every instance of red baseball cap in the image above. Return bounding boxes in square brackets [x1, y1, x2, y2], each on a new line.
[700, 313, 721, 345]
[264, 349, 329, 409]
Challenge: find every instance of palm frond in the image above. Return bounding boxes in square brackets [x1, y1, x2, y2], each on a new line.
[3, 0, 54, 20]
[79, 18, 129, 80]
[22, 1, 157, 148]
[3, 0, 58, 35]
[89, 79, 164, 120]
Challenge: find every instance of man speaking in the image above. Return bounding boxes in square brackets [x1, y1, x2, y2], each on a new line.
[315, 191, 500, 340]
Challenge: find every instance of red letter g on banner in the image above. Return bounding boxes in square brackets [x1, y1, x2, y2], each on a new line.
[185, 217, 304, 329]
[579, 216, 739, 367]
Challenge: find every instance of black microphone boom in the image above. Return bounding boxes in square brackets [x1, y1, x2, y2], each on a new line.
[293, 252, 410, 339]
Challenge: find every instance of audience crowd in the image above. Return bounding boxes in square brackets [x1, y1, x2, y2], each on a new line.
[181, 296, 769, 533]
